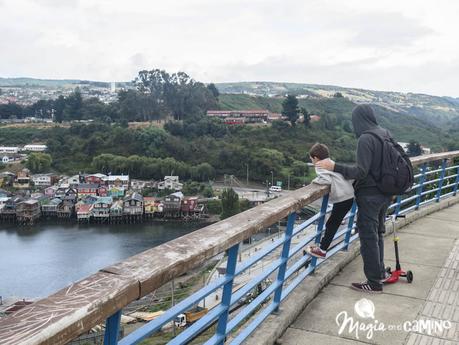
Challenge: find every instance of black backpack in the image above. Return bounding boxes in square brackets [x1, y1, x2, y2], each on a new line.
[364, 131, 414, 196]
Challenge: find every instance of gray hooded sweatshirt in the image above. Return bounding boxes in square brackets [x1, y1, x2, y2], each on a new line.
[313, 158, 354, 203]
[334, 104, 392, 196]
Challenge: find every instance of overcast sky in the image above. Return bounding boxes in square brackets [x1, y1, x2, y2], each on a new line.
[1, 0, 459, 96]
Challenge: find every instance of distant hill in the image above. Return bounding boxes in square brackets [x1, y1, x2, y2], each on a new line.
[215, 82, 459, 127]
[0, 77, 130, 88]
[217, 93, 448, 150]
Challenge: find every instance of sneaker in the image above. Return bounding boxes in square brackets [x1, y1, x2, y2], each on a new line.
[381, 271, 392, 284]
[351, 281, 383, 294]
[306, 245, 326, 259]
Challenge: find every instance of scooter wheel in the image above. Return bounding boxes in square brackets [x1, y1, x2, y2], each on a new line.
[406, 270, 414, 283]
[386, 267, 392, 274]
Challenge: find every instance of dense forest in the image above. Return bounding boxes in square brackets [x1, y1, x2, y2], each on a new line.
[1, 69, 459, 187]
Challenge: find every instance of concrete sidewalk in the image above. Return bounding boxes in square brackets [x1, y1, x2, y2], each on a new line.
[279, 204, 459, 345]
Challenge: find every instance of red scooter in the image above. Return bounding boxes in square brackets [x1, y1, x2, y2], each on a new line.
[385, 214, 413, 284]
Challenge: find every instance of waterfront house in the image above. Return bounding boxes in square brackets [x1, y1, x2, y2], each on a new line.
[42, 198, 62, 217]
[98, 185, 108, 197]
[123, 192, 144, 216]
[16, 199, 41, 224]
[13, 169, 30, 189]
[1, 197, 22, 219]
[143, 197, 157, 216]
[109, 200, 123, 221]
[108, 186, 125, 198]
[77, 204, 93, 222]
[81, 195, 98, 204]
[103, 175, 130, 189]
[31, 173, 55, 187]
[85, 173, 106, 185]
[44, 186, 58, 198]
[92, 197, 113, 220]
[157, 176, 183, 191]
[163, 192, 183, 217]
[181, 197, 198, 214]
[57, 197, 75, 218]
[58, 175, 80, 188]
[55, 187, 77, 201]
[77, 183, 99, 199]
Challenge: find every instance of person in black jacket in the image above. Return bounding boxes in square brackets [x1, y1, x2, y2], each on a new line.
[316, 104, 392, 293]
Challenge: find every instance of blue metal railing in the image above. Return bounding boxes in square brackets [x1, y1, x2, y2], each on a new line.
[105, 157, 459, 345]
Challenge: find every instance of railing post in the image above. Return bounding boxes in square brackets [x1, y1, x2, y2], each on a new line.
[436, 159, 447, 202]
[273, 211, 297, 312]
[394, 195, 402, 216]
[104, 310, 122, 345]
[454, 164, 459, 196]
[416, 163, 427, 210]
[343, 201, 357, 251]
[215, 243, 239, 344]
[310, 194, 329, 271]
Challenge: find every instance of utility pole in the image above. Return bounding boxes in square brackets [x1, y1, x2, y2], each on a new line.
[288, 174, 290, 190]
[270, 171, 274, 187]
[246, 163, 249, 186]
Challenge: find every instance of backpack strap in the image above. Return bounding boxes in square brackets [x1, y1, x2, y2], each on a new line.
[362, 130, 385, 182]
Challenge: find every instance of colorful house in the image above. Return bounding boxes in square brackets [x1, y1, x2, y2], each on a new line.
[181, 197, 198, 214]
[98, 185, 108, 197]
[92, 197, 113, 220]
[108, 186, 125, 198]
[84, 173, 106, 185]
[77, 183, 99, 198]
[44, 186, 58, 198]
[110, 200, 124, 220]
[143, 197, 157, 216]
[77, 204, 93, 222]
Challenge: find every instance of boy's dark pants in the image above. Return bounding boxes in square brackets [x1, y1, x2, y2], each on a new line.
[320, 198, 354, 251]
[356, 194, 392, 289]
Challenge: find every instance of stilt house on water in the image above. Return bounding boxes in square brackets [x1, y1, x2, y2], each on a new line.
[92, 197, 113, 222]
[16, 199, 41, 224]
[123, 192, 143, 221]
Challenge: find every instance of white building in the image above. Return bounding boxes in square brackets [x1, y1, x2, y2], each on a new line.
[32, 174, 53, 187]
[23, 144, 47, 152]
[0, 147, 19, 154]
[157, 176, 183, 191]
[102, 175, 130, 188]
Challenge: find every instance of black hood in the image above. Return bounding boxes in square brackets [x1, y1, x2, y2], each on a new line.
[352, 104, 378, 138]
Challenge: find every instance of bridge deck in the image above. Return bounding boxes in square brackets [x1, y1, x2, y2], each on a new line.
[280, 203, 459, 345]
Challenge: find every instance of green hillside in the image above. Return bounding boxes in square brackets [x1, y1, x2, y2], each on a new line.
[216, 82, 459, 127]
[218, 94, 448, 150]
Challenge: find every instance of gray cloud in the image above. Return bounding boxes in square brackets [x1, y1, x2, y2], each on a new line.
[0, 1, 457, 96]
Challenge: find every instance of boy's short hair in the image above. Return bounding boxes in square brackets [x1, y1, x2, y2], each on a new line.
[309, 143, 330, 160]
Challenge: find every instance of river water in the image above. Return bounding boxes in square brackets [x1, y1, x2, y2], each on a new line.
[0, 221, 203, 300]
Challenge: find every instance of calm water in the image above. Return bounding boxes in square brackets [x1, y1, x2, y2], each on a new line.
[0, 221, 202, 299]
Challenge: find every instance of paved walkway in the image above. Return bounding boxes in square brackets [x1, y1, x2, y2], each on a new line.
[280, 204, 459, 345]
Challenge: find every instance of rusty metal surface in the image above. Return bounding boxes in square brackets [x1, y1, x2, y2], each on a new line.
[3, 150, 459, 345]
